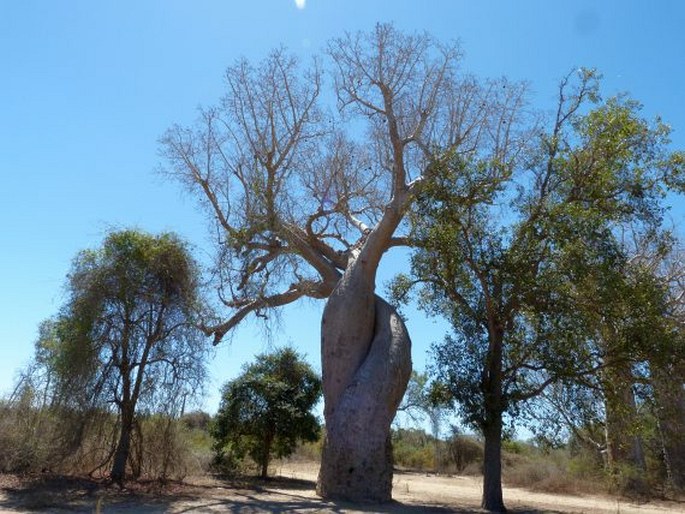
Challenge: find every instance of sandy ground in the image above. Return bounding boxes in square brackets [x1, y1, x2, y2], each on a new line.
[0, 461, 683, 513]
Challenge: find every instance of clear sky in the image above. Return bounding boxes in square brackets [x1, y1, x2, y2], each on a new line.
[1, 1, 684, 414]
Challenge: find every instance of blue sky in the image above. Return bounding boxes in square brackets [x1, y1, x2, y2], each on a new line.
[1, 1, 684, 414]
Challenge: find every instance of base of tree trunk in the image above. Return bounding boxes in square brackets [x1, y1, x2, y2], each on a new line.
[482, 422, 506, 513]
[481, 498, 507, 513]
[317, 297, 411, 502]
[111, 418, 133, 483]
[317, 424, 393, 502]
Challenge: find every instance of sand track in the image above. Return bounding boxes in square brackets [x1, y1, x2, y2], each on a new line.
[0, 461, 682, 513]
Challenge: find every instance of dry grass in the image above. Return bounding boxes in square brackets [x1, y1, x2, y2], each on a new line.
[504, 458, 605, 496]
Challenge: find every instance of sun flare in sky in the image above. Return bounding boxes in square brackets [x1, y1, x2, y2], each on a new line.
[294, 0, 306, 10]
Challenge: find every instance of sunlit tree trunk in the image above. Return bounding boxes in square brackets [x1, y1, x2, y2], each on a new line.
[317, 247, 412, 501]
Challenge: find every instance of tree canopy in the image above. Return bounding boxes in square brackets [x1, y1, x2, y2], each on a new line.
[160, 23, 685, 503]
[36, 230, 210, 481]
[160, 24, 533, 501]
[394, 71, 685, 511]
[211, 347, 321, 478]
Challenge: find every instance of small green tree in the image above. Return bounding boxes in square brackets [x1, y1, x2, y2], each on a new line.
[212, 348, 322, 478]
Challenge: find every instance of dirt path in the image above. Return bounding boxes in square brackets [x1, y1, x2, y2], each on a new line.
[279, 462, 684, 514]
[0, 462, 683, 513]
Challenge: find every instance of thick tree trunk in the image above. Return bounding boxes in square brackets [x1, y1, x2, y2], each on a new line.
[317, 291, 412, 502]
[111, 407, 135, 482]
[481, 328, 506, 512]
[482, 418, 506, 513]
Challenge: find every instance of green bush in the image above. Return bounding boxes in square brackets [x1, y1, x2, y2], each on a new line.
[502, 439, 528, 455]
[392, 428, 435, 471]
[212, 348, 322, 478]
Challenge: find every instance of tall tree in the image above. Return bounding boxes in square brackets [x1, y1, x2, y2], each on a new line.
[632, 236, 685, 489]
[160, 24, 525, 501]
[212, 347, 321, 478]
[40, 230, 209, 482]
[399, 72, 684, 511]
[527, 231, 685, 490]
[588, 234, 685, 486]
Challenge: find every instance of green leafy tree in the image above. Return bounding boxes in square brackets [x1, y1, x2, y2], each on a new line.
[397, 71, 684, 511]
[212, 348, 321, 478]
[531, 232, 685, 490]
[37, 230, 209, 482]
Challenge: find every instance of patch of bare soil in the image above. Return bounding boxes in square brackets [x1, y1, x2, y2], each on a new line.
[0, 462, 683, 513]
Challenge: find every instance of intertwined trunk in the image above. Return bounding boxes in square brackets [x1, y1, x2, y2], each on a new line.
[317, 254, 412, 502]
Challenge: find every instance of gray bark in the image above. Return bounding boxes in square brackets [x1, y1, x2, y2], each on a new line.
[482, 420, 506, 513]
[317, 283, 411, 501]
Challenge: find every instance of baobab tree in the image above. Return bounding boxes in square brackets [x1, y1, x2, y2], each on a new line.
[161, 24, 526, 501]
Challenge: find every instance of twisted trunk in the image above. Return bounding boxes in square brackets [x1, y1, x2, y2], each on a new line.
[317, 252, 412, 501]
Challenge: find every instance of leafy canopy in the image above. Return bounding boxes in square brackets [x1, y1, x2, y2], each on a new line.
[394, 70, 685, 431]
[38, 229, 209, 415]
[212, 348, 321, 475]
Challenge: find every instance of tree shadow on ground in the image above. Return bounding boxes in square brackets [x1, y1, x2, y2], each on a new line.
[0, 473, 569, 513]
[0, 474, 188, 513]
[172, 475, 569, 514]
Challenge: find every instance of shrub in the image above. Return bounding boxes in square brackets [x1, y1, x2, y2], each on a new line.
[182, 411, 212, 431]
[392, 428, 435, 471]
[447, 435, 483, 473]
[290, 437, 323, 462]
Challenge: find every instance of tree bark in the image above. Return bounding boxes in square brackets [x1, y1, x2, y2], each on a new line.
[480, 325, 506, 513]
[482, 418, 506, 513]
[317, 291, 412, 502]
[260, 432, 273, 479]
[260, 456, 269, 479]
[111, 406, 134, 482]
[651, 364, 685, 489]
